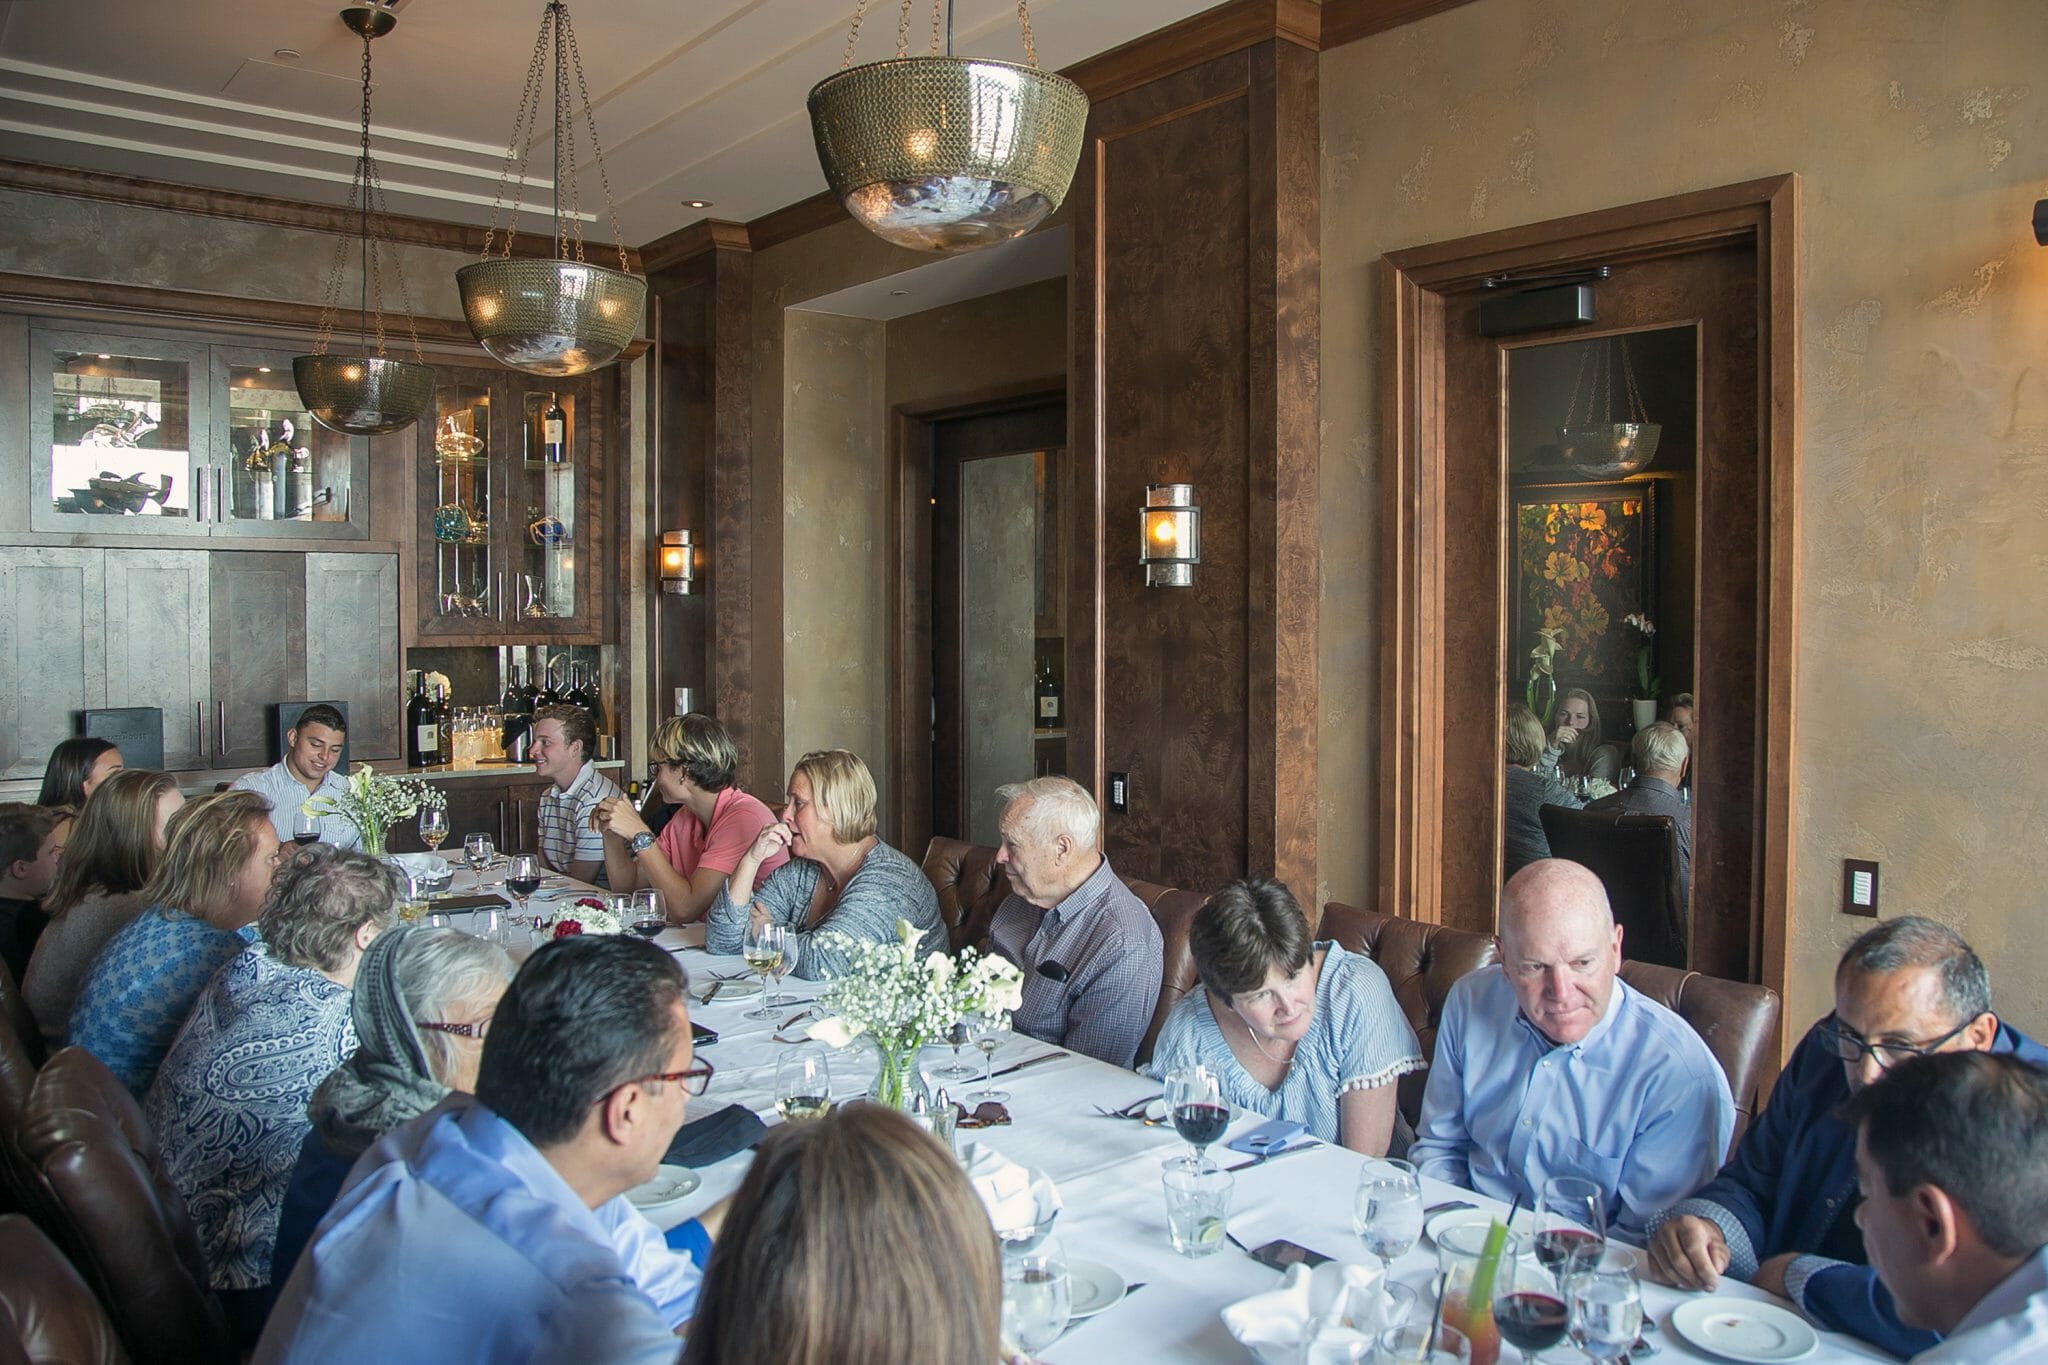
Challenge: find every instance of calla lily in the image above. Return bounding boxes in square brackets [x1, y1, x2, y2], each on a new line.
[808, 1015, 866, 1048]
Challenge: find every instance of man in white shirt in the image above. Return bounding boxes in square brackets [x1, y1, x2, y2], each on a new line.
[257, 934, 710, 1363]
[532, 704, 619, 886]
[230, 704, 357, 849]
[1845, 1050, 2048, 1364]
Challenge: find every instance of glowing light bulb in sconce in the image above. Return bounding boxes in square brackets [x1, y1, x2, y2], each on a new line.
[658, 530, 696, 595]
[1139, 483, 1200, 588]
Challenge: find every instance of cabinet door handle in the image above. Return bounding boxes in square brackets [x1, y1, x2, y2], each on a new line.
[215, 466, 226, 523]
[194, 466, 210, 524]
[495, 571, 505, 623]
[196, 701, 207, 760]
[216, 700, 228, 758]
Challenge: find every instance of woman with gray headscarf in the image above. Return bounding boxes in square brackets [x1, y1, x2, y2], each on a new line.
[266, 924, 514, 1309]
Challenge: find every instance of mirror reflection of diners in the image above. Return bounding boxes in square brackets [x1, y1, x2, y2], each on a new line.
[1500, 325, 1699, 968]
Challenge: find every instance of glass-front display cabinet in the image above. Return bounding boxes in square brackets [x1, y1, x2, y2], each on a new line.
[28, 324, 369, 538]
[415, 364, 598, 642]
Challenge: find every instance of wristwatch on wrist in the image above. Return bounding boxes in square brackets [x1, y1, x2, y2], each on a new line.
[628, 832, 656, 858]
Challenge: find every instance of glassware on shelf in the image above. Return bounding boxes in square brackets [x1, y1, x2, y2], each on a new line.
[432, 503, 478, 544]
[434, 411, 484, 463]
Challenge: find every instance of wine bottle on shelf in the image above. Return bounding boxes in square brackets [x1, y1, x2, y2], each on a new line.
[406, 674, 435, 768]
[514, 655, 540, 716]
[433, 684, 453, 767]
[536, 657, 564, 708]
[566, 663, 596, 724]
[1035, 658, 1062, 730]
[581, 668, 604, 733]
[542, 394, 567, 464]
[500, 657, 524, 717]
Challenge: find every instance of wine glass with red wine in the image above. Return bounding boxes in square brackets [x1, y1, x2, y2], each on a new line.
[292, 809, 321, 846]
[505, 854, 542, 929]
[1165, 1064, 1229, 1173]
[1534, 1176, 1607, 1282]
[1493, 1245, 1571, 1363]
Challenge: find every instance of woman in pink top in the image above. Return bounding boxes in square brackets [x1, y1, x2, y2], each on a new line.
[594, 714, 787, 924]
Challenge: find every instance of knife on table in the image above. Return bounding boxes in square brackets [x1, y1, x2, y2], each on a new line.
[987, 1051, 1070, 1080]
[1223, 1142, 1321, 1173]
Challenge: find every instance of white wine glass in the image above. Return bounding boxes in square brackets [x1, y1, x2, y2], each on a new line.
[774, 1046, 833, 1124]
[418, 805, 449, 851]
[1353, 1157, 1423, 1274]
[464, 833, 495, 875]
[743, 921, 787, 1020]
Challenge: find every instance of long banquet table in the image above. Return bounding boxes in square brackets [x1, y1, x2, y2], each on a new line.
[632, 929, 1896, 1365]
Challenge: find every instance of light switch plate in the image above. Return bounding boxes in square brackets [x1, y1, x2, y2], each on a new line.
[1108, 771, 1130, 814]
[1842, 858, 1880, 917]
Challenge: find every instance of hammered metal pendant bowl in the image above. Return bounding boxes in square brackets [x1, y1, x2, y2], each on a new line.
[808, 56, 1088, 254]
[1555, 422, 1663, 479]
[292, 354, 434, 436]
[456, 259, 646, 377]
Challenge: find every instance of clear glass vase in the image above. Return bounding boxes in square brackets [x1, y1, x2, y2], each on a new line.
[866, 1040, 931, 1113]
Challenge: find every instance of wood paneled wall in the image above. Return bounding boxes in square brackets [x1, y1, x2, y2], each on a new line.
[1068, 38, 1320, 898]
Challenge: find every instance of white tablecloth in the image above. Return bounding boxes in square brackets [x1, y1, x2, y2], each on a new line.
[421, 893, 1896, 1365]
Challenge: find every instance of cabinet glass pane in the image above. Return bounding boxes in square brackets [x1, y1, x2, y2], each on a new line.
[224, 364, 354, 524]
[517, 389, 576, 622]
[430, 384, 495, 623]
[48, 350, 194, 519]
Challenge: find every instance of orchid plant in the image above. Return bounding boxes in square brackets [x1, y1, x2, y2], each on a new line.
[1525, 625, 1565, 724]
[808, 919, 1024, 1110]
[1623, 612, 1660, 701]
[301, 764, 446, 859]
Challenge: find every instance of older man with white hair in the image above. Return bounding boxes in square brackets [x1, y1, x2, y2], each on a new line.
[985, 776, 1162, 1069]
[1586, 720, 1693, 888]
[1410, 859, 1733, 1236]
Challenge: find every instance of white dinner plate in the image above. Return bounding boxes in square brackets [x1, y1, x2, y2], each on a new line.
[1669, 1297, 1819, 1362]
[699, 977, 762, 1000]
[625, 1165, 702, 1215]
[1065, 1258, 1127, 1318]
[1422, 1204, 1533, 1246]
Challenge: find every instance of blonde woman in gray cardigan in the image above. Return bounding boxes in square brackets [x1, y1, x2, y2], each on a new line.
[706, 749, 944, 979]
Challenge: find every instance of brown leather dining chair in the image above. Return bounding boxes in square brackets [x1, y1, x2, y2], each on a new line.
[1618, 960, 1780, 1152]
[0, 1213, 130, 1365]
[0, 1003, 39, 1218]
[920, 835, 1011, 953]
[14, 1048, 235, 1365]
[0, 960, 44, 1072]
[1538, 805, 1688, 969]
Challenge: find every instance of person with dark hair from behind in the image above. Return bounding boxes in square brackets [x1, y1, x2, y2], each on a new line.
[255, 935, 710, 1364]
[1502, 702, 1582, 879]
[0, 802, 70, 985]
[230, 703, 358, 849]
[1647, 915, 2048, 1357]
[36, 736, 121, 809]
[1845, 1051, 2048, 1362]
[681, 1105, 1007, 1365]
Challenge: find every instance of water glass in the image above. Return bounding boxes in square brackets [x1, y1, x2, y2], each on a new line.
[1373, 1322, 1470, 1365]
[1162, 1164, 1234, 1257]
[1353, 1158, 1423, 1271]
[464, 833, 495, 873]
[471, 904, 508, 945]
[1566, 1265, 1643, 1363]
[1000, 1240, 1072, 1353]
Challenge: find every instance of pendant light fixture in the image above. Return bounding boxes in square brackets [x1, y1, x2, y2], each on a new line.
[809, 0, 1088, 255]
[292, 3, 433, 435]
[457, 1, 646, 376]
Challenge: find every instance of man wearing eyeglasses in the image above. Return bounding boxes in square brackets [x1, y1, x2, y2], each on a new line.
[258, 935, 716, 1363]
[1647, 916, 2048, 1357]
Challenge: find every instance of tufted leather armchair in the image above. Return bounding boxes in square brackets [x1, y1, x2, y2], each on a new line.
[0, 1004, 38, 1217]
[14, 1049, 235, 1365]
[921, 836, 1011, 953]
[1616, 960, 1780, 1151]
[0, 1214, 129, 1365]
[1124, 881, 1207, 1069]
[0, 961, 43, 1072]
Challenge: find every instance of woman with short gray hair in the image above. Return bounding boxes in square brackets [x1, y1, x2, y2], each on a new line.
[144, 844, 398, 1345]
[268, 925, 516, 1311]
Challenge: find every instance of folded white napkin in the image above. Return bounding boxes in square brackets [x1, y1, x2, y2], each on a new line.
[959, 1142, 1060, 1239]
[1221, 1261, 1397, 1365]
[389, 853, 451, 885]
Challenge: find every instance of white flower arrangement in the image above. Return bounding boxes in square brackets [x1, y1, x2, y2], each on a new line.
[546, 896, 624, 938]
[300, 764, 448, 858]
[808, 918, 1024, 1056]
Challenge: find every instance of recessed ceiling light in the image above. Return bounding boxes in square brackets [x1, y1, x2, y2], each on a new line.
[682, 199, 712, 209]
[258, 366, 272, 373]
[273, 47, 302, 61]
[97, 353, 111, 359]
[889, 289, 909, 297]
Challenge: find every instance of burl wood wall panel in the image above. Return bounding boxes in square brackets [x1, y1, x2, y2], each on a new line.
[1071, 39, 1319, 899]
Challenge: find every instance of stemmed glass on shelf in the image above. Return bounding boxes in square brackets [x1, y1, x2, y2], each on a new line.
[417, 806, 449, 852]
[1165, 1064, 1229, 1173]
[743, 921, 787, 1020]
[1352, 1157, 1423, 1274]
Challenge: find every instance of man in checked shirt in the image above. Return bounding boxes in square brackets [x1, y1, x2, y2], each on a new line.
[983, 777, 1163, 1070]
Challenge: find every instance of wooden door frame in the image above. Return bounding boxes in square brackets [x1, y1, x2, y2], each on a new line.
[1377, 175, 1799, 1015]
[887, 378, 1067, 855]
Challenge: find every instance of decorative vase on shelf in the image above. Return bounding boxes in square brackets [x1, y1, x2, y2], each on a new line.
[865, 1038, 931, 1113]
[1631, 698, 1659, 733]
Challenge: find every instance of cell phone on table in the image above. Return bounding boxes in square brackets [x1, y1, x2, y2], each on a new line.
[690, 1020, 719, 1047]
[1249, 1238, 1332, 1271]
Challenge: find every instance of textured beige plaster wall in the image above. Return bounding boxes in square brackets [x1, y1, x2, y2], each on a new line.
[1321, 0, 2048, 1037]
[883, 277, 1067, 411]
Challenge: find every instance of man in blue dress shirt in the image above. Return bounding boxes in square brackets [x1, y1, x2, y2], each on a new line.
[1410, 858, 1734, 1237]
[257, 935, 710, 1363]
[1647, 916, 2048, 1358]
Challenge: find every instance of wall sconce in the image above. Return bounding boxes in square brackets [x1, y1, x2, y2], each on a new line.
[1139, 483, 1201, 588]
[658, 529, 697, 595]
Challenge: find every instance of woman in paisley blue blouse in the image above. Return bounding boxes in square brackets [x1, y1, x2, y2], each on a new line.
[145, 843, 397, 1346]
[1148, 878, 1424, 1156]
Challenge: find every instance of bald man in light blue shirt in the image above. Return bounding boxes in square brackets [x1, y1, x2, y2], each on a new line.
[1410, 859, 1733, 1238]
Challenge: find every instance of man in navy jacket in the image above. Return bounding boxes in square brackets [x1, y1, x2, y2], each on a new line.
[1646, 916, 2048, 1358]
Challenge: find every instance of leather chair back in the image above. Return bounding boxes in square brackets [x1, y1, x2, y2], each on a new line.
[1128, 882, 1207, 1068]
[0, 1214, 129, 1365]
[1619, 961, 1780, 1151]
[1320, 901, 1499, 1127]
[921, 836, 1011, 953]
[0, 960, 43, 1072]
[14, 1049, 234, 1365]
[1538, 807, 1688, 968]
[0, 1008, 37, 1218]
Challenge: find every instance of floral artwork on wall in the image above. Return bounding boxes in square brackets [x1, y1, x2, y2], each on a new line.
[1511, 481, 1657, 701]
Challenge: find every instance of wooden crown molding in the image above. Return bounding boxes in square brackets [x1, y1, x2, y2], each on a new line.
[1317, 0, 1483, 49]
[639, 218, 754, 274]
[0, 157, 643, 272]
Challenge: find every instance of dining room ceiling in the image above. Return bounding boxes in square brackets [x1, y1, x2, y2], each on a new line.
[0, 0, 1219, 247]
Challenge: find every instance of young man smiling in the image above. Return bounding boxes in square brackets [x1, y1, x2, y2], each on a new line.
[230, 704, 357, 849]
[531, 704, 621, 888]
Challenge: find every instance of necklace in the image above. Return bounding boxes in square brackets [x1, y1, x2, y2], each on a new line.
[1236, 1010, 1296, 1068]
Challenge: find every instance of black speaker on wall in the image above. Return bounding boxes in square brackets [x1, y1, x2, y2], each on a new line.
[1479, 283, 1598, 337]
